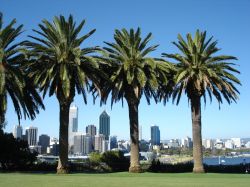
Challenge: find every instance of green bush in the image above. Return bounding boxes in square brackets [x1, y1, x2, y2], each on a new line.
[100, 151, 129, 172]
[0, 130, 37, 171]
[148, 159, 250, 173]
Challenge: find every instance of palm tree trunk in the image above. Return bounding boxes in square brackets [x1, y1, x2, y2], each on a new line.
[57, 102, 70, 174]
[191, 96, 205, 173]
[127, 99, 141, 173]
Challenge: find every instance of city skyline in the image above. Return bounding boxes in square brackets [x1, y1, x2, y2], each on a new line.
[2, 0, 250, 140]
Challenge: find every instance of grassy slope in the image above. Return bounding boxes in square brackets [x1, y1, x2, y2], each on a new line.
[0, 172, 249, 187]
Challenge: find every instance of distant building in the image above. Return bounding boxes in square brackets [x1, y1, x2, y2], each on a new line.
[38, 134, 50, 154]
[118, 140, 130, 152]
[168, 139, 180, 148]
[150, 125, 160, 145]
[49, 137, 59, 156]
[94, 134, 107, 153]
[139, 140, 150, 152]
[69, 105, 78, 150]
[26, 126, 38, 146]
[231, 138, 241, 148]
[13, 125, 22, 139]
[225, 139, 235, 149]
[73, 134, 93, 155]
[86, 124, 96, 136]
[214, 139, 224, 149]
[202, 139, 213, 149]
[29, 145, 42, 154]
[99, 110, 110, 140]
[109, 136, 118, 150]
[139, 125, 142, 141]
[245, 141, 250, 148]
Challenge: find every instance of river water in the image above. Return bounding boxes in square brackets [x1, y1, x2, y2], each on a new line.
[203, 156, 250, 165]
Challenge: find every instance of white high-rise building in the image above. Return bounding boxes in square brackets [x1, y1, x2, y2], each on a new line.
[181, 137, 192, 148]
[225, 139, 235, 149]
[25, 126, 38, 146]
[139, 125, 142, 141]
[13, 124, 22, 139]
[231, 138, 241, 148]
[69, 104, 78, 150]
[202, 139, 213, 149]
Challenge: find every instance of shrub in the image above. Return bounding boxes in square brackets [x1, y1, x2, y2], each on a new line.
[148, 159, 250, 173]
[100, 150, 129, 172]
[148, 159, 193, 173]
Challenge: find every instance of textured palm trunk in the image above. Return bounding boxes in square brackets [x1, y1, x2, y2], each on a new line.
[127, 99, 141, 173]
[57, 102, 70, 174]
[191, 96, 205, 173]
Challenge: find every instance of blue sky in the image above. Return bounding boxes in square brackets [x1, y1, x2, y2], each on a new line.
[1, 0, 250, 140]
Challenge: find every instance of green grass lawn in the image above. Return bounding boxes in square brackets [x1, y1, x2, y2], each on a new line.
[0, 172, 249, 187]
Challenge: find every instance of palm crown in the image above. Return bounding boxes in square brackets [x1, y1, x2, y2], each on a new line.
[101, 28, 173, 104]
[25, 15, 99, 103]
[0, 13, 44, 124]
[163, 30, 241, 106]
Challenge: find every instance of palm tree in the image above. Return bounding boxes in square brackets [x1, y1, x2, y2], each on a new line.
[24, 15, 99, 174]
[99, 28, 173, 172]
[162, 30, 240, 173]
[0, 13, 44, 126]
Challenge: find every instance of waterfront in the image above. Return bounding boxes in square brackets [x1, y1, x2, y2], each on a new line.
[204, 156, 250, 165]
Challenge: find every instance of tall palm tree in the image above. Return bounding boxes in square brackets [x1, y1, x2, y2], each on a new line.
[24, 15, 99, 174]
[99, 28, 173, 172]
[162, 30, 240, 173]
[0, 13, 44, 126]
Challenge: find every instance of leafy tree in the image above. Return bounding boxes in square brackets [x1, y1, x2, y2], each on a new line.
[101, 150, 129, 172]
[0, 129, 37, 170]
[162, 30, 240, 173]
[24, 15, 99, 174]
[99, 28, 173, 172]
[0, 12, 44, 126]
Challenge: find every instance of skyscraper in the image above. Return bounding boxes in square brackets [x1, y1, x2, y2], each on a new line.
[69, 104, 78, 132]
[94, 134, 107, 153]
[26, 126, 38, 146]
[99, 110, 110, 140]
[68, 104, 78, 150]
[13, 124, 22, 139]
[38, 134, 50, 154]
[86, 124, 97, 136]
[150, 125, 160, 145]
[73, 134, 93, 155]
[139, 125, 142, 141]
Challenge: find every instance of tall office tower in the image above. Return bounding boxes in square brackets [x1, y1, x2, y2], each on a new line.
[94, 134, 106, 153]
[83, 135, 93, 154]
[69, 104, 78, 132]
[99, 110, 110, 140]
[86, 124, 97, 136]
[38, 134, 50, 154]
[68, 104, 78, 150]
[13, 124, 22, 139]
[150, 125, 160, 145]
[73, 134, 93, 155]
[26, 126, 38, 146]
[73, 134, 83, 155]
[139, 125, 142, 141]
